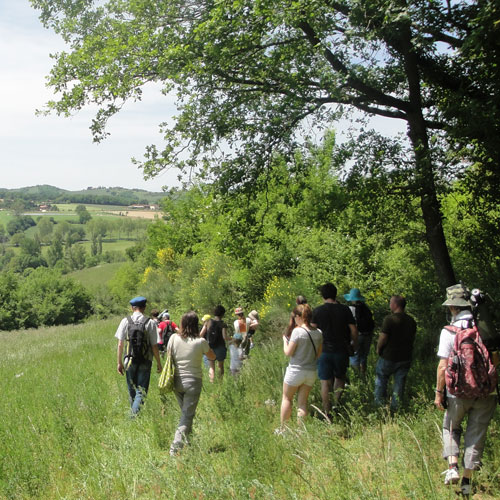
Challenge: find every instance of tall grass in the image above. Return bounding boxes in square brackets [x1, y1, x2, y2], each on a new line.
[0, 320, 498, 499]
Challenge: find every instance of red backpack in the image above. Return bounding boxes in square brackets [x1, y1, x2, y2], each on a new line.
[445, 323, 497, 399]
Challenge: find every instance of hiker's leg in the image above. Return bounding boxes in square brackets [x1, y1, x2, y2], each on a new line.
[130, 361, 152, 415]
[280, 382, 298, 427]
[320, 379, 333, 415]
[333, 377, 345, 405]
[374, 358, 392, 407]
[125, 363, 137, 408]
[442, 397, 468, 462]
[358, 333, 372, 376]
[390, 361, 411, 412]
[332, 352, 349, 405]
[318, 352, 334, 415]
[217, 360, 225, 378]
[208, 359, 216, 383]
[296, 383, 313, 421]
[462, 396, 496, 471]
[173, 377, 203, 449]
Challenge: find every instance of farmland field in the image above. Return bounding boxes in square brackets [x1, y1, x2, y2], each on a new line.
[68, 262, 124, 288]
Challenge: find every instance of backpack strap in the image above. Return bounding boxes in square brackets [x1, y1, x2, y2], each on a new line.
[444, 325, 460, 335]
[300, 327, 317, 358]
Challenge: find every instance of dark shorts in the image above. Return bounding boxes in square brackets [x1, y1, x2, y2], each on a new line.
[211, 344, 227, 362]
[318, 351, 349, 380]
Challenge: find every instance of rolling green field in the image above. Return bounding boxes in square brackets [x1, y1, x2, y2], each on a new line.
[68, 262, 125, 288]
[1, 319, 498, 499]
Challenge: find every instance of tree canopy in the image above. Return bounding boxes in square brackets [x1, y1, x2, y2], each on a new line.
[31, 0, 500, 287]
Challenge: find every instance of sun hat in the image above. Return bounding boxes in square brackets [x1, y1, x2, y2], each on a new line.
[202, 314, 211, 322]
[160, 312, 170, 320]
[442, 284, 472, 307]
[234, 307, 244, 315]
[343, 288, 365, 302]
[130, 296, 147, 307]
[248, 310, 259, 321]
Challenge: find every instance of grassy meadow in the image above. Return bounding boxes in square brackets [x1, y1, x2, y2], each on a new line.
[1, 318, 499, 500]
[67, 262, 125, 289]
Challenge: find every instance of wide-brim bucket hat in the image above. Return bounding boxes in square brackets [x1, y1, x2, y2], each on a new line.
[343, 288, 365, 302]
[442, 284, 472, 307]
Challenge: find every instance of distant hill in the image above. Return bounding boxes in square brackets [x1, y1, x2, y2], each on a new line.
[0, 185, 166, 206]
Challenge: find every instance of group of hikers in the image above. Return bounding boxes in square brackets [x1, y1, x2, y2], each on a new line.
[115, 282, 498, 496]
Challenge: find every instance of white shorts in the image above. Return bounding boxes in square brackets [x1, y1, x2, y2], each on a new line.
[284, 366, 317, 387]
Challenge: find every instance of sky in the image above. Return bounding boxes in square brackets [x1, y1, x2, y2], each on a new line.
[0, 1, 406, 194]
[0, 1, 179, 193]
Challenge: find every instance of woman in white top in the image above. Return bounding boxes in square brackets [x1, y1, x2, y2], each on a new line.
[169, 311, 215, 455]
[278, 304, 323, 432]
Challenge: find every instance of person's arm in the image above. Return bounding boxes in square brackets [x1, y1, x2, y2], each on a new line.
[349, 323, 359, 352]
[199, 322, 207, 338]
[283, 336, 298, 357]
[376, 332, 389, 355]
[316, 341, 323, 359]
[434, 358, 447, 410]
[117, 340, 125, 375]
[152, 344, 162, 373]
[222, 326, 228, 342]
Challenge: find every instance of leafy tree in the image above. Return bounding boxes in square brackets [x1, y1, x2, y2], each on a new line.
[37, 217, 54, 243]
[75, 204, 92, 224]
[17, 268, 92, 328]
[31, 0, 500, 288]
[6, 216, 36, 236]
[0, 273, 20, 330]
[46, 233, 64, 267]
[0, 223, 6, 246]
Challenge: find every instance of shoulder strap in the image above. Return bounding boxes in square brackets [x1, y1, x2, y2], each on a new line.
[301, 327, 317, 357]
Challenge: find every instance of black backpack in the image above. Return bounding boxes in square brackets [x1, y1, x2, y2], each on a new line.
[124, 316, 150, 367]
[163, 320, 175, 346]
[354, 303, 375, 333]
[207, 319, 223, 348]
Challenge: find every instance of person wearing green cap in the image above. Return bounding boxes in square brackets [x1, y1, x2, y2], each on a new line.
[434, 284, 497, 496]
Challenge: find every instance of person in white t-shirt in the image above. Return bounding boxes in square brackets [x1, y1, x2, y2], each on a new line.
[115, 296, 162, 417]
[276, 303, 323, 434]
[434, 284, 497, 496]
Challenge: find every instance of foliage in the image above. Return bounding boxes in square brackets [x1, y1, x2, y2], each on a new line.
[75, 204, 92, 224]
[0, 269, 92, 331]
[6, 215, 36, 235]
[30, 0, 500, 287]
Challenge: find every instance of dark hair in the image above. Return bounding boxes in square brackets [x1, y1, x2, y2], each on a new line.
[293, 303, 312, 327]
[391, 295, 407, 310]
[214, 305, 226, 317]
[320, 283, 337, 300]
[150, 309, 160, 318]
[296, 295, 307, 305]
[179, 311, 199, 339]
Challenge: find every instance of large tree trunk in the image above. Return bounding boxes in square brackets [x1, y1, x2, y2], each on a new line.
[402, 29, 457, 288]
[407, 115, 456, 288]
